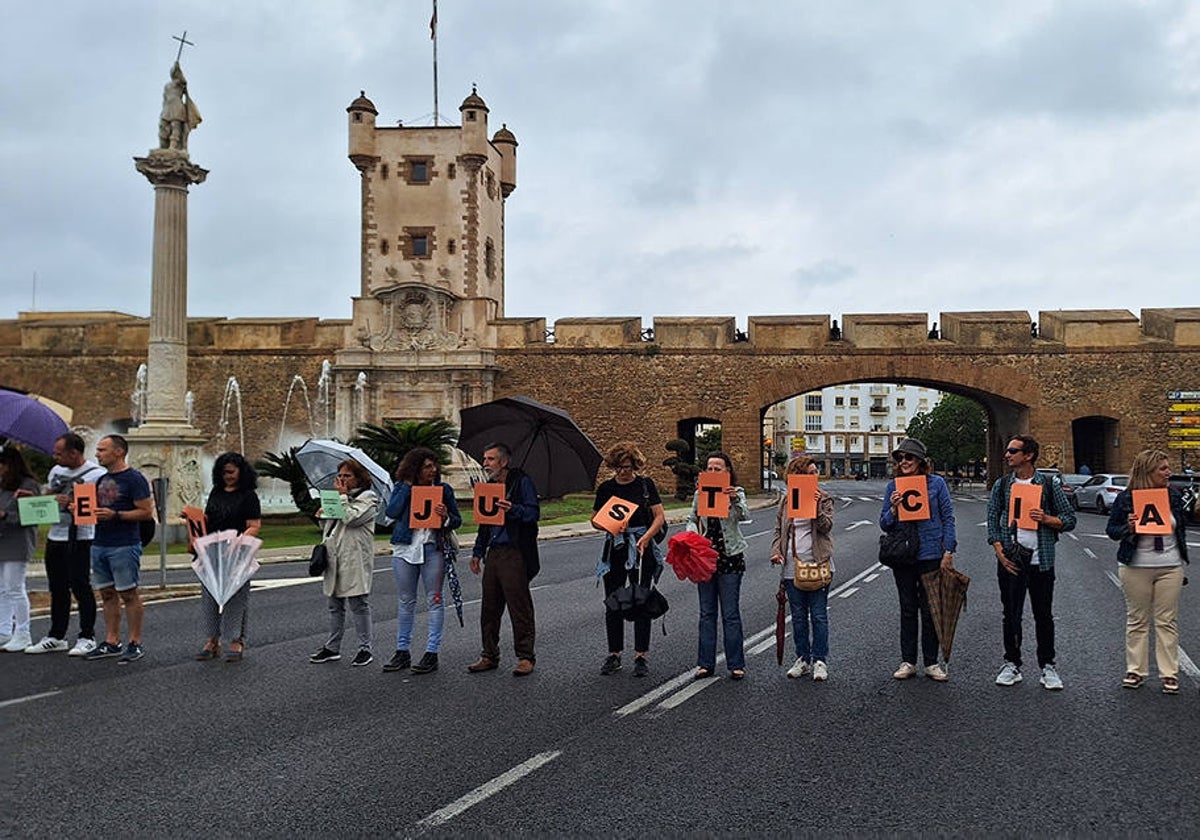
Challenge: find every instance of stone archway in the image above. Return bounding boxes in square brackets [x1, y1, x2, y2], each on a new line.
[1072, 416, 1119, 474]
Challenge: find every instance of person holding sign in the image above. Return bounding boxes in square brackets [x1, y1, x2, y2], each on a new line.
[193, 453, 261, 663]
[0, 448, 41, 653]
[592, 442, 667, 678]
[986, 436, 1075, 690]
[879, 438, 957, 681]
[686, 452, 751, 680]
[770, 456, 835, 681]
[1105, 449, 1191, 694]
[309, 459, 380, 667]
[383, 447, 462, 675]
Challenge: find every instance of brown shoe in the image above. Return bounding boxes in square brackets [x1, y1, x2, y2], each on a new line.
[467, 657, 498, 673]
[512, 659, 535, 677]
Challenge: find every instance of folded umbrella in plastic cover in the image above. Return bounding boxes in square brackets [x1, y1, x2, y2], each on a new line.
[191, 529, 264, 612]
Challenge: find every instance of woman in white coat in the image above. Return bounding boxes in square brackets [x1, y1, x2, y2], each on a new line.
[309, 459, 380, 667]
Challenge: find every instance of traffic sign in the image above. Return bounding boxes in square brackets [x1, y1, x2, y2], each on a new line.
[1168, 391, 1200, 400]
[1168, 441, 1200, 449]
[1168, 428, 1200, 437]
[1169, 416, 1200, 425]
[1169, 403, 1200, 412]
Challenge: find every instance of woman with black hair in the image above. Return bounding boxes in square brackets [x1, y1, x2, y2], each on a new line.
[194, 452, 261, 663]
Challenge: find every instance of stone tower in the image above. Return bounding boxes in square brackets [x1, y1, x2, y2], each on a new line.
[334, 87, 518, 436]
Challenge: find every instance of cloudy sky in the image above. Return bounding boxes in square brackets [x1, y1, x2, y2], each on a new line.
[3, 1, 1198, 330]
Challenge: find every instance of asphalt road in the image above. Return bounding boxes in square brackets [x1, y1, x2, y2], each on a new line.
[5, 481, 1200, 838]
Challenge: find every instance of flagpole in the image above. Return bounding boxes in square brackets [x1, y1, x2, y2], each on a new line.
[432, 0, 439, 126]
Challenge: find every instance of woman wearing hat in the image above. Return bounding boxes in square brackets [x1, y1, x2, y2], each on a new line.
[879, 438, 957, 681]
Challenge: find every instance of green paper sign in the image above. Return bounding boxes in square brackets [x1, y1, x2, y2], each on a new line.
[319, 489, 345, 519]
[18, 496, 61, 526]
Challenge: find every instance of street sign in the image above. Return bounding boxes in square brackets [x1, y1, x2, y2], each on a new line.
[1167, 390, 1200, 400]
[792, 436, 806, 451]
[1169, 403, 1200, 412]
[1168, 428, 1200, 437]
[1169, 416, 1200, 425]
[1168, 441, 1200, 449]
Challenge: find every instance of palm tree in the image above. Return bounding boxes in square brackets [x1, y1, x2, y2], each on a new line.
[254, 447, 319, 518]
[351, 418, 459, 476]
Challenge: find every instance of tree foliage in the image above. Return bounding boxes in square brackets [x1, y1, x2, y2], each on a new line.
[694, 426, 723, 464]
[663, 438, 699, 500]
[351, 418, 458, 476]
[903, 394, 986, 472]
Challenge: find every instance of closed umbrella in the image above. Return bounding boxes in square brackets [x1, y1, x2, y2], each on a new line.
[776, 581, 788, 665]
[457, 396, 602, 498]
[665, 531, 718, 583]
[295, 439, 394, 525]
[921, 566, 971, 662]
[0, 389, 70, 455]
[442, 529, 465, 628]
[191, 530, 263, 611]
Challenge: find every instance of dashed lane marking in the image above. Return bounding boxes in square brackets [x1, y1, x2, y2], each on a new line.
[1083, 548, 1097, 559]
[0, 690, 62, 709]
[412, 750, 562, 834]
[837, 587, 860, 599]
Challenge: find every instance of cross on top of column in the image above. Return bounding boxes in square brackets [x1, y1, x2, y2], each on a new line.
[172, 30, 195, 63]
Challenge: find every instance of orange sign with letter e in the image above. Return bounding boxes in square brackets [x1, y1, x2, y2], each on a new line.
[592, 496, 639, 536]
[473, 483, 506, 526]
[894, 476, 930, 522]
[73, 483, 98, 526]
[696, 472, 731, 518]
[409, 486, 444, 530]
[1008, 483, 1042, 530]
[1132, 488, 1172, 535]
[786, 474, 819, 520]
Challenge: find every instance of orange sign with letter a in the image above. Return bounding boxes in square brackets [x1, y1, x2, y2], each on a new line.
[473, 483, 506, 526]
[1008, 483, 1042, 530]
[894, 476, 930, 522]
[1132, 488, 1172, 535]
[696, 473, 731, 518]
[786, 474, 819, 520]
[592, 496, 639, 536]
[73, 483, 98, 526]
[409, 486, 445, 530]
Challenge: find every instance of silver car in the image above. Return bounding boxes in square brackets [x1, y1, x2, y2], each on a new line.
[1073, 473, 1129, 514]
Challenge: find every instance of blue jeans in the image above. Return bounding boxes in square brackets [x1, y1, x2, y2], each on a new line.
[697, 572, 745, 671]
[393, 547, 446, 653]
[785, 580, 829, 663]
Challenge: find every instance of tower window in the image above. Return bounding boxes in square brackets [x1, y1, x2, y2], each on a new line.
[402, 156, 434, 185]
[448, 163, 456, 179]
[380, 163, 388, 180]
[466, 111, 476, 121]
[353, 113, 362, 123]
[380, 239, 389, 255]
[411, 161, 428, 182]
[448, 239, 456, 254]
[402, 226, 435, 260]
[485, 239, 495, 279]
[412, 235, 428, 257]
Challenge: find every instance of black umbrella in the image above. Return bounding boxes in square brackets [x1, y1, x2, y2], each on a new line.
[458, 396, 602, 498]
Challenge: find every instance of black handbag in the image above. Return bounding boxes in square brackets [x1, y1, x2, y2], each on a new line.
[878, 522, 920, 568]
[308, 543, 329, 577]
[604, 584, 670, 621]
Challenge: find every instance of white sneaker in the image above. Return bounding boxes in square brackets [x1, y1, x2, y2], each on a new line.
[2, 634, 33, 653]
[1040, 664, 1064, 691]
[893, 662, 918, 680]
[995, 662, 1022, 686]
[925, 663, 949, 681]
[68, 638, 97, 657]
[786, 658, 811, 679]
[812, 661, 828, 681]
[25, 636, 69, 654]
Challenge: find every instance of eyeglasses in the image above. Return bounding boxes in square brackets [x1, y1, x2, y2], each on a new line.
[1005, 447, 1024, 455]
[614, 463, 635, 471]
[894, 453, 919, 462]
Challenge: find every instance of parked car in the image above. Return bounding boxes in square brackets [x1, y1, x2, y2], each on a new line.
[1059, 473, 1091, 510]
[1073, 473, 1129, 514]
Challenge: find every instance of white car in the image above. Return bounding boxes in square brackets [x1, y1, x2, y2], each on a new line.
[1073, 473, 1129, 514]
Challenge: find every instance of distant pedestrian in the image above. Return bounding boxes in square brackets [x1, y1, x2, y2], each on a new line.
[1079, 464, 1092, 476]
[1106, 449, 1190, 694]
[468, 443, 540, 677]
[309, 459, 380, 667]
[194, 452, 261, 663]
[84, 434, 154, 664]
[770, 456, 835, 681]
[383, 447, 462, 675]
[986, 435, 1075, 690]
[24, 433, 105, 656]
[0, 448, 43, 653]
[879, 438, 957, 681]
[687, 452, 750, 680]
[593, 442, 666, 678]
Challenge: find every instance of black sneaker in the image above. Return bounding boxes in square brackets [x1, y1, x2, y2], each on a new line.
[84, 641, 123, 661]
[411, 652, 439, 674]
[633, 656, 649, 678]
[382, 650, 411, 672]
[309, 647, 341, 664]
[600, 654, 622, 675]
[117, 642, 144, 664]
[351, 649, 373, 667]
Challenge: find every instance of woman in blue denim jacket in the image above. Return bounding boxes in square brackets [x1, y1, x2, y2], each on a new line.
[382, 447, 462, 675]
[879, 438, 957, 682]
[686, 452, 752, 680]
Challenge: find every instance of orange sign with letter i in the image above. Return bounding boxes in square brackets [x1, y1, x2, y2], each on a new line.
[786, 474, 819, 520]
[1008, 484, 1042, 530]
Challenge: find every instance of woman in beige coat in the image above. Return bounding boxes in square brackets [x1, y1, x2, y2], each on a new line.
[309, 459, 380, 667]
[769, 456, 835, 681]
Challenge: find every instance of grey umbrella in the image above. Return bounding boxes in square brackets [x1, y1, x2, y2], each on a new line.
[295, 439, 394, 525]
[457, 396, 602, 498]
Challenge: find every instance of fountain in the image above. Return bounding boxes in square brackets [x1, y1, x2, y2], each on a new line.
[315, 360, 333, 439]
[353, 371, 368, 429]
[215, 377, 245, 454]
[130, 363, 148, 426]
[184, 391, 195, 426]
[277, 374, 317, 451]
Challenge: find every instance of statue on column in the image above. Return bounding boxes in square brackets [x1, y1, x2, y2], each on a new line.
[159, 61, 202, 152]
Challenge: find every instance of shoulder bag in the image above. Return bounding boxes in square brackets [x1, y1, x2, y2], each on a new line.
[878, 521, 920, 568]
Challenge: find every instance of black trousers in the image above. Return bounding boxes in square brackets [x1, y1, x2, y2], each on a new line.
[892, 560, 941, 666]
[45, 539, 96, 640]
[603, 544, 655, 654]
[997, 560, 1056, 669]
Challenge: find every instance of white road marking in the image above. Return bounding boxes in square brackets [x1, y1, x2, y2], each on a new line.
[1067, 532, 1079, 541]
[251, 577, 318, 590]
[0, 690, 62, 709]
[837, 587, 859, 599]
[857, 496, 876, 502]
[845, 520, 874, 531]
[864, 573, 880, 583]
[1083, 548, 1097, 559]
[413, 750, 562, 832]
[657, 678, 722, 710]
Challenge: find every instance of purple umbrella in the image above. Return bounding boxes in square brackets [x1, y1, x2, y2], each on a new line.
[0, 390, 70, 455]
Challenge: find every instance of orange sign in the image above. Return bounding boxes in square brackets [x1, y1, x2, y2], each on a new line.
[894, 475, 930, 522]
[73, 483, 97, 526]
[1132, 488, 1172, 535]
[592, 496, 639, 536]
[696, 473, 730, 518]
[786, 474, 819, 520]
[409, 485, 445, 530]
[473, 483, 506, 526]
[181, 506, 207, 551]
[1008, 483, 1042, 530]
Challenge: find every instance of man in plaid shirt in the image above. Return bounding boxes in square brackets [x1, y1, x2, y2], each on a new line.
[986, 435, 1076, 690]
